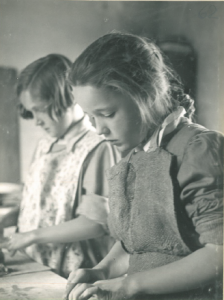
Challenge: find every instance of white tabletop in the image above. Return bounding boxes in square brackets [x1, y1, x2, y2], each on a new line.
[0, 250, 67, 300]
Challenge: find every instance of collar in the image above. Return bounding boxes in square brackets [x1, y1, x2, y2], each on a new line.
[42, 115, 93, 154]
[142, 107, 188, 152]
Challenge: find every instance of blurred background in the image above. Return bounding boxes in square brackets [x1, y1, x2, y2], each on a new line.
[0, 0, 223, 188]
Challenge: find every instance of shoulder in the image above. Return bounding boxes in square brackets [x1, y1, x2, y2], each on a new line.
[169, 123, 224, 181]
[181, 124, 223, 161]
[81, 139, 120, 180]
[83, 128, 120, 159]
[78, 128, 105, 151]
[32, 136, 53, 160]
[79, 130, 120, 170]
[167, 122, 223, 159]
[183, 128, 223, 174]
[87, 139, 120, 168]
[36, 137, 52, 149]
[187, 129, 223, 154]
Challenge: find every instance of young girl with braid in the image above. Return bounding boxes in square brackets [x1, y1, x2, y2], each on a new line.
[65, 33, 223, 300]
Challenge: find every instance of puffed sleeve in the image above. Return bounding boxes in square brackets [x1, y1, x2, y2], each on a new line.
[178, 131, 223, 246]
[76, 141, 120, 229]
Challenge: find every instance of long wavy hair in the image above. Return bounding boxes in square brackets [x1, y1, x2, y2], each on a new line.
[17, 54, 74, 120]
[69, 32, 195, 138]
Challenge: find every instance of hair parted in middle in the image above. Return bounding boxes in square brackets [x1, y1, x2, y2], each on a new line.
[17, 54, 74, 120]
[69, 32, 195, 138]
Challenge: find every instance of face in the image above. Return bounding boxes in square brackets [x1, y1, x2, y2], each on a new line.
[72, 86, 144, 153]
[20, 90, 72, 138]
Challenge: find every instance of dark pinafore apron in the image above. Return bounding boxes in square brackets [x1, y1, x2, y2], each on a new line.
[107, 125, 222, 300]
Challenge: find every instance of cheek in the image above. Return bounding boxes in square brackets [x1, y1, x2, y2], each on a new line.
[44, 117, 57, 128]
[112, 116, 134, 140]
[120, 111, 141, 133]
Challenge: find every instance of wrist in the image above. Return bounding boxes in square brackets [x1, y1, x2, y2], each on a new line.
[31, 229, 39, 243]
[92, 266, 108, 280]
[124, 275, 142, 298]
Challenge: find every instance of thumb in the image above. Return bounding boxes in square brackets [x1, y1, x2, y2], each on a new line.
[64, 281, 75, 300]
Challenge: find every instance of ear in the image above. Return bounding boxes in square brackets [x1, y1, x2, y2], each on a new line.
[72, 104, 84, 121]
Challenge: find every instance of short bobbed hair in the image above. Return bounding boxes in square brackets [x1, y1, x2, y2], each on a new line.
[69, 32, 194, 138]
[17, 54, 74, 120]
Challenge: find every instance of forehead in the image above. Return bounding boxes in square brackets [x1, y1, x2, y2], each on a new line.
[72, 86, 120, 111]
[20, 90, 46, 109]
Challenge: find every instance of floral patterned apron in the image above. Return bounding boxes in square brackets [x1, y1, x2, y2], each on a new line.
[18, 130, 104, 276]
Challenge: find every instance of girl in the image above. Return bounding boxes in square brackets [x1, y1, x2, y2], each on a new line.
[64, 33, 223, 299]
[0, 54, 119, 278]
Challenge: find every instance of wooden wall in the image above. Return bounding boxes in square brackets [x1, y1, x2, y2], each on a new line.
[0, 67, 20, 183]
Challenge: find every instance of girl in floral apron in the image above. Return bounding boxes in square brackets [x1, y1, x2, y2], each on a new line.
[65, 33, 223, 299]
[0, 54, 119, 278]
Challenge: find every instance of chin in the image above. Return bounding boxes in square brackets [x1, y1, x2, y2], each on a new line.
[45, 130, 56, 137]
[117, 145, 134, 158]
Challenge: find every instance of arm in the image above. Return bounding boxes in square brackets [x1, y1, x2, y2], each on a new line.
[94, 240, 130, 279]
[5, 142, 119, 251]
[66, 244, 222, 300]
[124, 243, 223, 296]
[65, 241, 130, 299]
[34, 215, 105, 243]
[4, 215, 105, 252]
[122, 131, 222, 296]
[125, 131, 222, 296]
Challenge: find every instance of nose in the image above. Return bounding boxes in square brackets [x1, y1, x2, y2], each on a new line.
[34, 115, 44, 127]
[95, 119, 110, 136]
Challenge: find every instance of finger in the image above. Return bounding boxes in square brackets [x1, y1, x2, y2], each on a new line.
[64, 282, 77, 300]
[65, 276, 81, 299]
[64, 273, 79, 300]
[65, 270, 87, 298]
[80, 286, 99, 300]
[68, 283, 92, 300]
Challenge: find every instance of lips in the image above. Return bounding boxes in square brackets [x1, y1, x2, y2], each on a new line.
[106, 139, 121, 146]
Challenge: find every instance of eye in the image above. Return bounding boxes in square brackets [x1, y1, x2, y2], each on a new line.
[36, 107, 48, 113]
[18, 103, 33, 119]
[103, 112, 115, 118]
[34, 104, 51, 114]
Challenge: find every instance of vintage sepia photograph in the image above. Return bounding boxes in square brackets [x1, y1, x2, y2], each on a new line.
[0, 1, 223, 299]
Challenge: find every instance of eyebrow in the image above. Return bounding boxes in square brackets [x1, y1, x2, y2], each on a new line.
[32, 104, 50, 110]
[94, 106, 116, 112]
[83, 107, 115, 116]
[94, 108, 111, 112]
[84, 109, 108, 115]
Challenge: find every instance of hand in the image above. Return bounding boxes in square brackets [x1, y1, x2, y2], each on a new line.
[67, 276, 135, 300]
[65, 268, 105, 300]
[3, 231, 35, 252]
[94, 276, 126, 292]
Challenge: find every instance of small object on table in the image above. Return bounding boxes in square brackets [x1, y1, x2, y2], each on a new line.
[0, 263, 9, 276]
[0, 249, 9, 276]
[0, 248, 4, 263]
